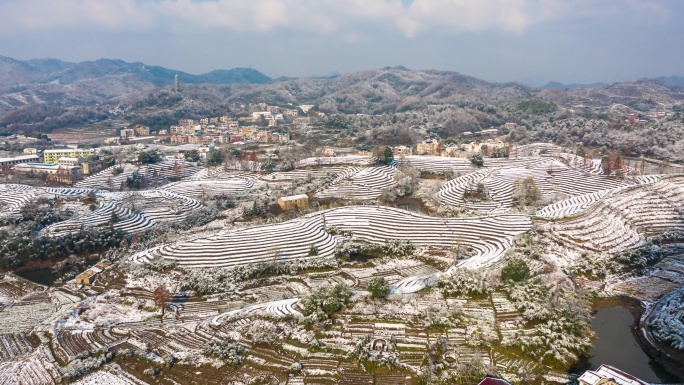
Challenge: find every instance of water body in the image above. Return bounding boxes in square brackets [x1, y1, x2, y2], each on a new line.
[569, 302, 682, 383]
[15, 268, 56, 286]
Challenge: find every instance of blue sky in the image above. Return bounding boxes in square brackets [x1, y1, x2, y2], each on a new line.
[1, 0, 683, 85]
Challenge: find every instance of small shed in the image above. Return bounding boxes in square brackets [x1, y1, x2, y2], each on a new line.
[277, 194, 309, 210]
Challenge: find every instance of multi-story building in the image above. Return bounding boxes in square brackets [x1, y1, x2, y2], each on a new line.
[14, 163, 81, 184]
[199, 118, 209, 125]
[391, 146, 413, 157]
[256, 131, 273, 143]
[171, 135, 189, 144]
[417, 139, 440, 156]
[120, 128, 135, 138]
[57, 157, 84, 168]
[133, 124, 150, 136]
[178, 119, 195, 127]
[0, 155, 40, 171]
[43, 149, 95, 164]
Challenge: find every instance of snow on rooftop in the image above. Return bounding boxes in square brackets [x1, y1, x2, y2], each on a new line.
[579, 365, 650, 385]
[0, 155, 39, 163]
[279, 194, 309, 201]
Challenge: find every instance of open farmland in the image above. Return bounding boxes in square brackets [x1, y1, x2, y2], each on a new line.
[1, 142, 683, 384]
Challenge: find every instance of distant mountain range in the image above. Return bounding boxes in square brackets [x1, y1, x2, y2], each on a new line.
[0, 56, 272, 91]
[653, 76, 684, 87]
[539, 81, 607, 90]
[0, 55, 683, 135]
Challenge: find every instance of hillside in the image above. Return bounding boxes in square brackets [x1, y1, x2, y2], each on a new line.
[0, 56, 272, 120]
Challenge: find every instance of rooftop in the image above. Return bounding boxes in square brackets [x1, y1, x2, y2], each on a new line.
[280, 194, 309, 201]
[578, 365, 650, 385]
[0, 155, 39, 162]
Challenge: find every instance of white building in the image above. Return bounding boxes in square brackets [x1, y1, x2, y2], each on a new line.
[578, 365, 649, 385]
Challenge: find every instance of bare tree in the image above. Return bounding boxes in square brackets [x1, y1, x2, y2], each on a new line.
[153, 285, 172, 323]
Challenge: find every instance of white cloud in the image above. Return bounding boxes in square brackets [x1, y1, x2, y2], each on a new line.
[0, 0, 675, 37]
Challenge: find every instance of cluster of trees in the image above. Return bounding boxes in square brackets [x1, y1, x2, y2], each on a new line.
[437, 268, 490, 297]
[181, 257, 338, 295]
[336, 239, 415, 260]
[497, 258, 594, 369]
[511, 177, 541, 208]
[137, 150, 161, 164]
[372, 145, 394, 165]
[0, 206, 126, 269]
[299, 283, 352, 326]
[202, 341, 247, 366]
[61, 351, 113, 381]
[462, 182, 489, 202]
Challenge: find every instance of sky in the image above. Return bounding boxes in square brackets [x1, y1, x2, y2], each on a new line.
[1, 0, 684, 86]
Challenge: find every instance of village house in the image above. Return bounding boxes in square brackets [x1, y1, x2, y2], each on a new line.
[133, 124, 151, 136]
[391, 145, 413, 157]
[503, 122, 517, 130]
[479, 128, 499, 136]
[417, 139, 441, 156]
[74, 261, 109, 286]
[324, 148, 336, 157]
[277, 194, 309, 210]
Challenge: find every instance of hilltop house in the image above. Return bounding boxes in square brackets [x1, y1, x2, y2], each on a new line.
[278, 194, 309, 210]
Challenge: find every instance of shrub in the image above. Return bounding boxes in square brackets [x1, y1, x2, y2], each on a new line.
[501, 258, 530, 283]
[367, 277, 391, 298]
[469, 152, 484, 167]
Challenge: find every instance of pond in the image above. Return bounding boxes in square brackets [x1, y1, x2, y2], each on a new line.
[15, 268, 57, 287]
[569, 300, 682, 383]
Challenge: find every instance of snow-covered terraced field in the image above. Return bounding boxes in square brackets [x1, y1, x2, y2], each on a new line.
[557, 153, 604, 174]
[71, 369, 144, 385]
[129, 215, 336, 268]
[296, 155, 374, 168]
[509, 143, 564, 157]
[130, 206, 530, 270]
[212, 298, 302, 325]
[535, 188, 623, 219]
[0, 184, 38, 217]
[162, 170, 262, 197]
[315, 166, 396, 200]
[436, 170, 512, 213]
[0, 353, 59, 385]
[437, 161, 634, 213]
[261, 167, 356, 182]
[75, 161, 203, 190]
[405, 155, 542, 174]
[42, 190, 202, 236]
[321, 206, 531, 269]
[543, 176, 684, 252]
